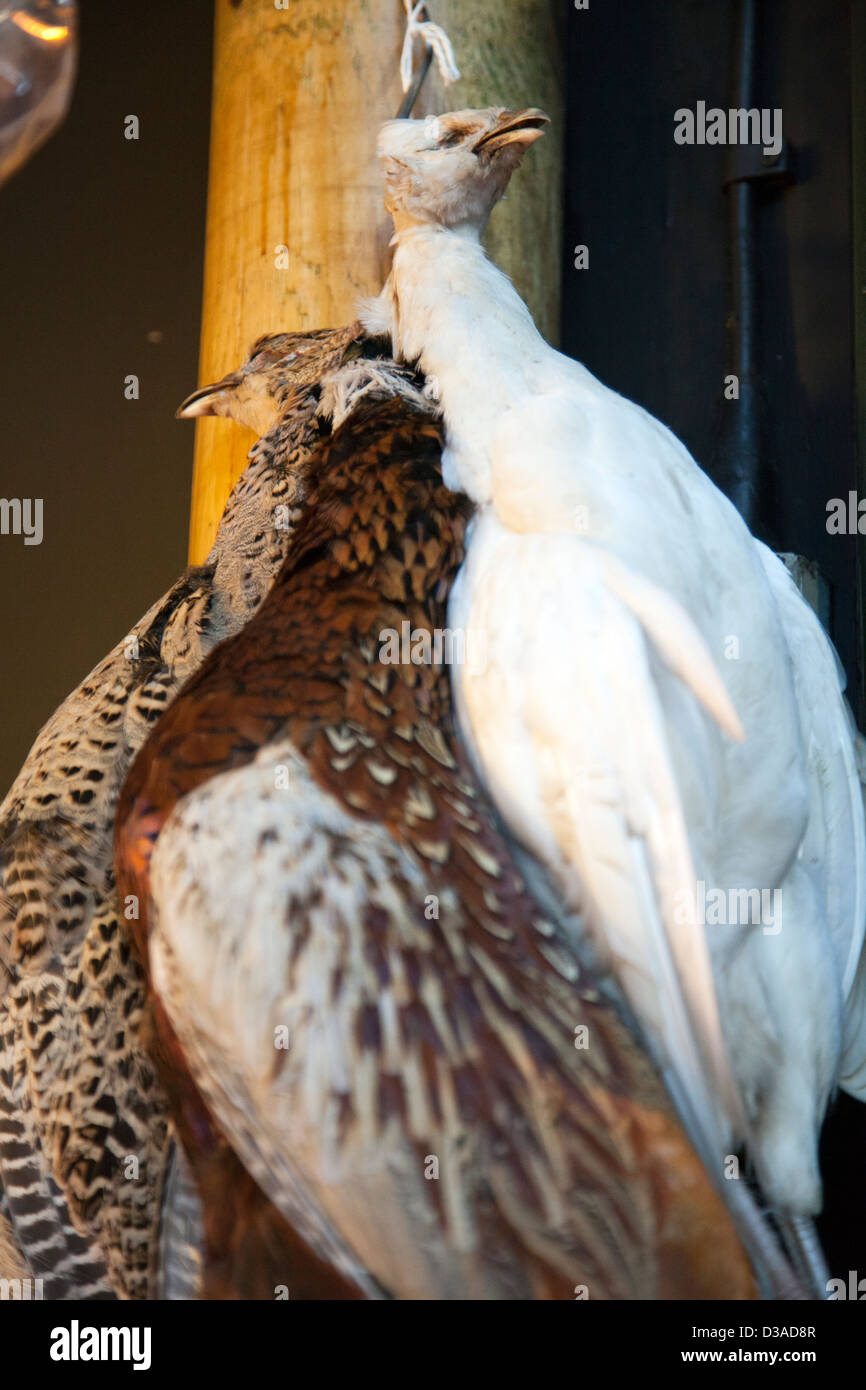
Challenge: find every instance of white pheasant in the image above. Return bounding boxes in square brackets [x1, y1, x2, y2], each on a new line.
[363, 106, 866, 1290]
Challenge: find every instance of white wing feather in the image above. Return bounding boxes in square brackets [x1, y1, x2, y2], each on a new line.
[755, 543, 866, 1001]
[450, 521, 744, 1167]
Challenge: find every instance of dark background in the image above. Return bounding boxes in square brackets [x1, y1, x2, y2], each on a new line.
[1, 0, 864, 1282]
[564, 0, 862, 704]
[0, 1, 213, 796]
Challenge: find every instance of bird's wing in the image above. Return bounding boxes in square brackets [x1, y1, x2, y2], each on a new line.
[0, 822, 115, 1298]
[0, 846, 166, 1299]
[0, 574, 215, 1300]
[755, 543, 866, 1001]
[754, 545, 866, 1099]
[149, 743, 444, 1300]
[451, 519, 744, 1171]
[148, 737, 748, 1300]
[148, 744, 549, 1300]
[0, 993, 114, 1298]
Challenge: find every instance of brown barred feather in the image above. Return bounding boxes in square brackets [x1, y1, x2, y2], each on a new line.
[117, 388, 756, 1300]
[0, 325, 366, 1297]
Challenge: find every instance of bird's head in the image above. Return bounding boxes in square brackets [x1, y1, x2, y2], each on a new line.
[378, 107, 548, 234]
[176, 325, 365, 435]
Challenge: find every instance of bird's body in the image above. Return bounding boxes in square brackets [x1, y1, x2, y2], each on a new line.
[367, 107, 866, 1268]
[115, 359, 756, 1300]
[0, 324, 364, 1297]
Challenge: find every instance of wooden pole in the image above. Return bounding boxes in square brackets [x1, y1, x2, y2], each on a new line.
[188, 0, 563, 563]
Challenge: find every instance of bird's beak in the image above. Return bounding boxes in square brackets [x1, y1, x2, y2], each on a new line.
[176, 372, 242, 419]
[472, 108, 549, 155]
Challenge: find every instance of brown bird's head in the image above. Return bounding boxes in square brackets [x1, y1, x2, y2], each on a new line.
[378, 106, 548, 233]
[176, 324, 365, 435]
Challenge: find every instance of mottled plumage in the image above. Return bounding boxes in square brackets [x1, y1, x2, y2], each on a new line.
[0, 324, 364, 1297]
[116, 367, 756, 1300]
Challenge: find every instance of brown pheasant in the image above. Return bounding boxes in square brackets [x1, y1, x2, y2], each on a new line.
[0, 324, 365, 1298]
[115, 356, 757, 1300]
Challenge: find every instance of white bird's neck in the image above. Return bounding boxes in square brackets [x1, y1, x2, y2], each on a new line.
[389, 225, 546, 371]
[385, 225, 551, 501]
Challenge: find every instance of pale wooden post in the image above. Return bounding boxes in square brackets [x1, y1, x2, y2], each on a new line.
[188, 0, 563, 563]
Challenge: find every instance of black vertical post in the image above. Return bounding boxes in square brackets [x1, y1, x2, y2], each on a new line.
[721, 0, 763, 530]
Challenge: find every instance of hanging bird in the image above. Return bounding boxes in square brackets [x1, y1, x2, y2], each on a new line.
[0, 323, 366, 1298]
[363, 105, 866, 1291]
[115, 352, 759, 1301]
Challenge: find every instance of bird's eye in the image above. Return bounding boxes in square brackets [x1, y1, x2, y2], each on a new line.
[439, 130, 464, 149]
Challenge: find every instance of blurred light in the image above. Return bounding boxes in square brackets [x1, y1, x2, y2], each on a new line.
[10, 12, 69, 43]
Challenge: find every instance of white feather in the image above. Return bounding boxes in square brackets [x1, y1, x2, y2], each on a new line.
[377, 191, 866, 1233]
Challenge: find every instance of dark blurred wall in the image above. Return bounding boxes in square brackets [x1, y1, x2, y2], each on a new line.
[0, 0, 213, 793]
[563, 0, 860, 705]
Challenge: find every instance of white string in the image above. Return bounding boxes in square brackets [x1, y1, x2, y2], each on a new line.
[400, 1, 460, 94]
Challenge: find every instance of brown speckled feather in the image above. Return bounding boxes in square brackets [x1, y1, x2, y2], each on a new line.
[0, 325, 365, 1298]
[117, 384, 756, 1300]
